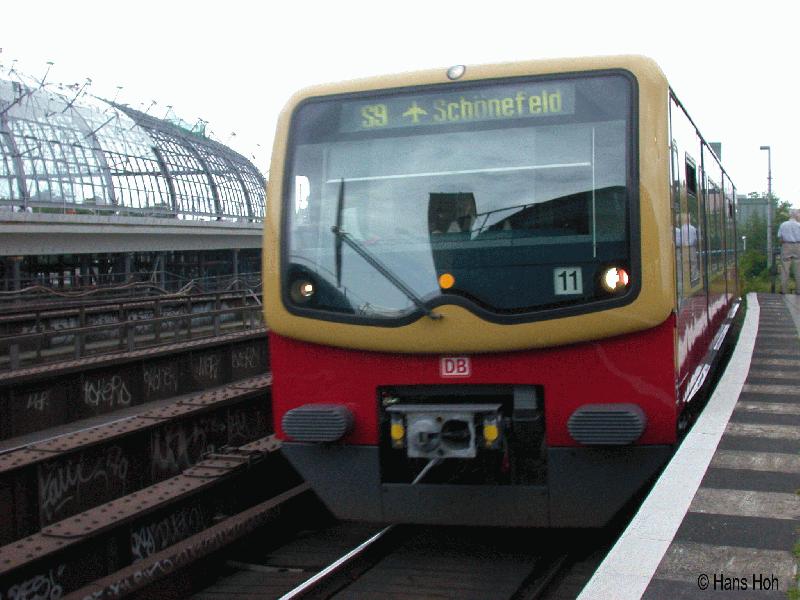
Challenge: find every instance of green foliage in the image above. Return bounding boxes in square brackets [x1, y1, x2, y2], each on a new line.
[790, 534, 800, 599]
[737, 194, 793, 293]
[739, 250, 771, 293]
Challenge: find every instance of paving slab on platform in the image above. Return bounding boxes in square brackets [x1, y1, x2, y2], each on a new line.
[580, 294, 799, 599]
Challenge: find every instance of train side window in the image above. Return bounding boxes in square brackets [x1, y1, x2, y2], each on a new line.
[707, 178, 722, 275]
[724, 176, 738, 288]
[684, 155, 701, 286]
[685, 160, 697, 197]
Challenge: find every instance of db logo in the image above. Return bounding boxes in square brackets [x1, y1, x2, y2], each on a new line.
[440, 356, 471, 378]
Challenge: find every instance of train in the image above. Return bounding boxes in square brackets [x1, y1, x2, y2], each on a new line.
[263, 55, 740, 527]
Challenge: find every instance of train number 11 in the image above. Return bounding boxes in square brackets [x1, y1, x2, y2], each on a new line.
[554, 267, 583, 295]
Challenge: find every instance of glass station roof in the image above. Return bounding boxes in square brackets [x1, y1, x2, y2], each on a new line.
[0, 78, 265, 221]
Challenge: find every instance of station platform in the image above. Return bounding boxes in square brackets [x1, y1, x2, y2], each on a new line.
[580, 293, 799, 599]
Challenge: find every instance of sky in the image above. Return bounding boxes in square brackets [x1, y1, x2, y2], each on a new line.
[3, 0, 797, 204]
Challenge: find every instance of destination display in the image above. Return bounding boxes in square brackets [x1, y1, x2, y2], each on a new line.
[339, 82, 576, 133]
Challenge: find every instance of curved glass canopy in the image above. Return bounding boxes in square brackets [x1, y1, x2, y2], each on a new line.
[0, 78, 265, 221]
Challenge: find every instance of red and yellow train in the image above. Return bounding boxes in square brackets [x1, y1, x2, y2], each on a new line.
[263, 55, 740, 527]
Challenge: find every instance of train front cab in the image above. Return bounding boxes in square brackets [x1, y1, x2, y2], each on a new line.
[265, 56, 739, 528]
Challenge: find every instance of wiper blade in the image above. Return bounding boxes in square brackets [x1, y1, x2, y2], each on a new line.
[331, 178, 440, 320]
[334, 179, 345, 286]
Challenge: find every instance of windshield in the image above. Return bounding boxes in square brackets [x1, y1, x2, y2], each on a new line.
[283, 73, 636, 323]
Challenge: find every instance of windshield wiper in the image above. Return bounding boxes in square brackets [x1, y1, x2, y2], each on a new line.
[332, 178, 441, 320]
[334, 179, 344, 287]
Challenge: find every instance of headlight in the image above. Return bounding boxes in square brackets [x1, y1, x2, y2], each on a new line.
[290, 278, 316, 304]
[600, 267, 630, 293]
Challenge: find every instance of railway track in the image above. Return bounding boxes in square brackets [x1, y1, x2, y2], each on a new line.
[277, 527, 573, 600]
[0, 432, 312, 600]
[0, 326, 306, 600]
[194, 523, 581, 600]
[0, 277, 315, 600]
[0, 371, 273, 541]
[189, 455, 645, 600]
[0, 327, 267, 442]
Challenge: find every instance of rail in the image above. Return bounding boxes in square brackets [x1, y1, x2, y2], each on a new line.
[272, 525, 572, 600]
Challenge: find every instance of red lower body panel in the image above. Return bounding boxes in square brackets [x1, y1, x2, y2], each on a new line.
[271, 315, 678, 447]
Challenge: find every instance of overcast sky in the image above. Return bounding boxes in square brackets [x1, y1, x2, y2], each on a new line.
[3, 0, 797, 205]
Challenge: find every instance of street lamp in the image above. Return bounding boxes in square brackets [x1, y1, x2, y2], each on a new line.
[760, 145, 773, 271]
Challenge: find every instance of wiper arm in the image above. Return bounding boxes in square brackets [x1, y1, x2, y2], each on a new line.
[331, 225, 442, 320]
[331, 179, 441, 320]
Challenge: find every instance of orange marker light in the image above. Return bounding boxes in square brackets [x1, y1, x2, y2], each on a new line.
[438, 273, 455, 289]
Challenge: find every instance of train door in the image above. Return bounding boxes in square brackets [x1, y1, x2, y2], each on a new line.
[723, 176, 739, 300]
[698, 163, 714, 331]
[670, 141, 684, 306]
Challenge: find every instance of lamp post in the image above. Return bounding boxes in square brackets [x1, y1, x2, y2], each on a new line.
[760, 145, 773, 271]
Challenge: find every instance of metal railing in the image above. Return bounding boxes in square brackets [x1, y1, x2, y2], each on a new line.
[0, 270, 262, 300]
[0, 294, 265, 371]
[0, 288, 261, 322]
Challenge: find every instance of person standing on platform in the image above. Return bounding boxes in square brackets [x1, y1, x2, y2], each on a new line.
[777, 209, 800, 294]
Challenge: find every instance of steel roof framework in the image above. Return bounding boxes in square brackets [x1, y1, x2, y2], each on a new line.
[0, 78, 265, 221]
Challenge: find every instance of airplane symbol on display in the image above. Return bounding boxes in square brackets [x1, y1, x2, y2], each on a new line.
[402, 101, 427, 123]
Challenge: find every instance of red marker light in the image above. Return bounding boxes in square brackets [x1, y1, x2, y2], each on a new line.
[601, 267, 630, 292]
[618, 268, 629, 286]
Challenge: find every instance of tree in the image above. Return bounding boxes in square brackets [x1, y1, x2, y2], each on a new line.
[737, 193, 790, 292]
